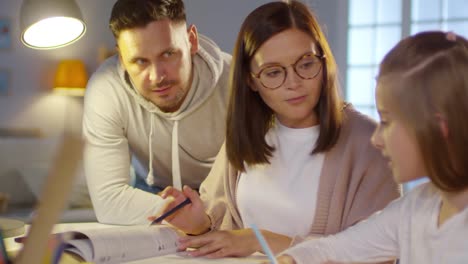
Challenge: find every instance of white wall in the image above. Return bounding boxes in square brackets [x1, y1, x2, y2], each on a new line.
[0, 0, 117, 136]
[310, 0, 348, 96]
[185, 0, 346, 74]
[185, 0, 272, 53]
[0, 0, 344, 137]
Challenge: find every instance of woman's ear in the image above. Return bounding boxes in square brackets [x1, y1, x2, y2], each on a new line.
[436, 113, 449, 139]
[247, 76, 259, 92]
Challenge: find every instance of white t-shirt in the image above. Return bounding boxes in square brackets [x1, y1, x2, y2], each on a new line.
[237, 121, 324, 237]
[282, 182, 468, 264]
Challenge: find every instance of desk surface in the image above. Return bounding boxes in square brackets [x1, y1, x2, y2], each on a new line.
[0, 217, 25, 238]
[126, 254, 267, 264]
[4, 222, 268, 264]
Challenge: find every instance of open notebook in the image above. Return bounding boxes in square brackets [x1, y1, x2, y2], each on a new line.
[8, 133, 267, 264]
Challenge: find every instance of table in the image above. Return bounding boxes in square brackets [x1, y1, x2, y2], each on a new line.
[0, 217, 25, 238]
[126, 253, 267, 263]
[4, 222, 268, 264]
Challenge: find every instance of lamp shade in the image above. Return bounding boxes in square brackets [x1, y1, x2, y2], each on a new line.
[53, 59, 88, 96]
[20, 0, 86, 49]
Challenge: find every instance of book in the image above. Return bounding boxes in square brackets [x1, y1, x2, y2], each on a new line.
[58, 224, 183, 264]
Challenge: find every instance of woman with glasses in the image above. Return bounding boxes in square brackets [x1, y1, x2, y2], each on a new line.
[153, 0, 400, 260]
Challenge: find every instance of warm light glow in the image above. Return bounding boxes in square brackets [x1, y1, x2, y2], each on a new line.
[22, 17, 85, 49]
[54, 60, 88, 96]
[53, 87, 86, 96]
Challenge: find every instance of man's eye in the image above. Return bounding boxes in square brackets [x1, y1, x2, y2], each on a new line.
[134, 59, 147, 65]
[163, 51, 175, 58]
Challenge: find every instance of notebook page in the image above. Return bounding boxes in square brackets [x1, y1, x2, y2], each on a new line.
[65, 239, 93, 261]
[65, 225, 181, 264]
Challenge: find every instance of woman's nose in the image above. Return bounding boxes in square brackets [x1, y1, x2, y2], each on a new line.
[283, 66, 301, 89]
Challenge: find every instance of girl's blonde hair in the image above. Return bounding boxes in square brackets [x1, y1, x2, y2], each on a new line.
[377, 31, 468, 192]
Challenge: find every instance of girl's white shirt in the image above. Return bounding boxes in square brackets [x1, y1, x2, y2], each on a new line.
[237, 121, 324, 237]
[282, 182, 468, 264]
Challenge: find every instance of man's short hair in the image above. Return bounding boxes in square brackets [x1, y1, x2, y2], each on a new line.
[109, 0, 186, 39]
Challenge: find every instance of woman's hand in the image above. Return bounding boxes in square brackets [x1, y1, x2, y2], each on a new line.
[178, 228, 292, 258]
[149, 185, 211, 235]
[178, 229, 259, 258]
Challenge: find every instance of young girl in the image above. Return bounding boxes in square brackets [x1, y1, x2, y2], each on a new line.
[153, 0, 399, 260]
[276, 31, 468, 264]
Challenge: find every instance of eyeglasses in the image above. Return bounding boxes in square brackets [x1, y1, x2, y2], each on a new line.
[251, 53, 325, 89]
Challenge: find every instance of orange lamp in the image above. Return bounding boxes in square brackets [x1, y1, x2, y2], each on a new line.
[53, 59, 88, 96]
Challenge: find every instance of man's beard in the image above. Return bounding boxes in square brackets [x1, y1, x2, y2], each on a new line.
[156, 84, 186, 113]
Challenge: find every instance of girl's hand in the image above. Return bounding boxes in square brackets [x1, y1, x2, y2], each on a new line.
[266, 256, 344, 264]
[276, 255, 296, 264]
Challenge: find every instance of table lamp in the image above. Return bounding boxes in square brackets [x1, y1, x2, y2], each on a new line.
[53, 59, 88, 96]
[20, 0, 86, 49]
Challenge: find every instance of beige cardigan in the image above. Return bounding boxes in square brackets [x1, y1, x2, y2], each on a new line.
[200, 106, 401, 246]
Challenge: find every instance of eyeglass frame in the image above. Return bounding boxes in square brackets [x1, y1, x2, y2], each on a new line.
[250, 52, 326, 90]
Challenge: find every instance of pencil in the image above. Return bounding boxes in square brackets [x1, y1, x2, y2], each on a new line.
[250, 223, 278, 264]
[151, 197, 191, 225]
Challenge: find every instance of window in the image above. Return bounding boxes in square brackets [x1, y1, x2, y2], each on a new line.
[412, 0, 468, 36]
[347, 0, 468, 120]
[346, 0, 468, 192]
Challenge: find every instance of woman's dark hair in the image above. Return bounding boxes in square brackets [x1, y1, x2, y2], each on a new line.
[109, 0, 186, 39]
[226, 0, 344, 172]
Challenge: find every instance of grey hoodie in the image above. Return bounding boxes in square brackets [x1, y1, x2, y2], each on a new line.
[83, 35, 231, 225]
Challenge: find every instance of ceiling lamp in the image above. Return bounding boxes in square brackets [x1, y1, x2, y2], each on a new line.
[20, 0, 86, 49]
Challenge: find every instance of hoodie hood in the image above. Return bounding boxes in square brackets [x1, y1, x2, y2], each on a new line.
[115, 34, 229, 189]
[117, 34, 227, 121]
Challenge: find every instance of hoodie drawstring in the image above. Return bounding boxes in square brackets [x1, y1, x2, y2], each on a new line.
[126, 35, 224, 193]
[146, 118, 183, 190]
[171, 121, 182, 190]
[146, 118, 155, 186]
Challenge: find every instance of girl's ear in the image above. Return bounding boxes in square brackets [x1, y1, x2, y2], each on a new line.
[436, 113, 449, 139]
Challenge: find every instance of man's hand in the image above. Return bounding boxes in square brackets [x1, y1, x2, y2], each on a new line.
[148, 185, 211, 235]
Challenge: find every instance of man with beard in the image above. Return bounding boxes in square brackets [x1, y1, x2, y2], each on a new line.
[82, 0, 230, 225]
